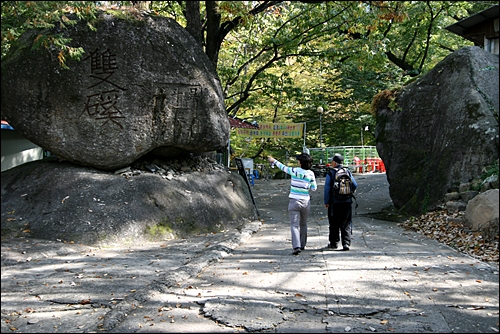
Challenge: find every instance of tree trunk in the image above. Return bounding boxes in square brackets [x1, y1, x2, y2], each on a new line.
[205, 1, 222, 66]
[185, 1, 203, 45]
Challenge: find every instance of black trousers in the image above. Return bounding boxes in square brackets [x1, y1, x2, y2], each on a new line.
[328, 202, 352, 247]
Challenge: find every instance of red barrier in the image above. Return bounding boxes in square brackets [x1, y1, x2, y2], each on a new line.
[365, 157, 376, 172]
[353, 156, 363, 173]
[370, 158, 386, 172]
[358, 157, 385, 173]
[378, 159, 386, 172]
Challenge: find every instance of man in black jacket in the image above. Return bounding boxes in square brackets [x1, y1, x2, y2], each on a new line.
[323, 154, 358, 251]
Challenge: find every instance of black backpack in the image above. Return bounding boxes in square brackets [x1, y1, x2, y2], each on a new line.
[330, 167, 355, 201]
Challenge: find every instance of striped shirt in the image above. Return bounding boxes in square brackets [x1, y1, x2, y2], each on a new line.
[273, 160, 317, 200]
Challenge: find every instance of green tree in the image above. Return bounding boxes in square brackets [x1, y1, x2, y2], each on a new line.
[1, 1, 98, 68]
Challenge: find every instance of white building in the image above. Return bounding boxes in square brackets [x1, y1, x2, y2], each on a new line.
[1, 120, 45, 172]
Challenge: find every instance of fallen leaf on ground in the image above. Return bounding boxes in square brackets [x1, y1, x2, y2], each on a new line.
[400, 210, 498, 263]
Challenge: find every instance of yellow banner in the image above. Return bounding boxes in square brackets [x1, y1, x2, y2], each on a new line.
[235, 122, 304, 138]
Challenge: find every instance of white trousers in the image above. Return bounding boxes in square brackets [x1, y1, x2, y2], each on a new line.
[288, 198, 311, 249]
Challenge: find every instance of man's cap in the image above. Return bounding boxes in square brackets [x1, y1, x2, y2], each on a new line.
[333, 153, 344, 163]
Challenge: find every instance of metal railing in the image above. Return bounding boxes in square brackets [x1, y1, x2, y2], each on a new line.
[307, 146, 379, 166]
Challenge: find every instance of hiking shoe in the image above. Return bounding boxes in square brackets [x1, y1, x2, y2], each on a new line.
[326, 243, 337, 249]
[300, 247, 305, 250]
[343, 245, 350, 251]
[293, 248, 301, 255]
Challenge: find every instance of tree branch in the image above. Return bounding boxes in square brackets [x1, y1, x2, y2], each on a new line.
[385, 51, 414, 72]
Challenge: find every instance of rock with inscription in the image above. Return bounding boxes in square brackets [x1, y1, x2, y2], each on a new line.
[1, 11, 229, 170]
[374, 46, 499, 215]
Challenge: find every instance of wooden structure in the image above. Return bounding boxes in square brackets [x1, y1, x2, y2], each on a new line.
[445, 5, 499, 55]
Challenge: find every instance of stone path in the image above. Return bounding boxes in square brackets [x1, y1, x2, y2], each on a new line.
[1, 173, 498, 333]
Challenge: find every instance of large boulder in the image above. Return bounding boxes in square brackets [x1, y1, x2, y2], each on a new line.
[1, 11, 229, 171]
[1, 158, 258, 246]
[375, 47, 499, 215]
[464, 189, 499, 242]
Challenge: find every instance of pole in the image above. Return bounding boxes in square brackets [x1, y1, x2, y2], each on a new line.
[303, 122, 307, 151]
[227, 137, 231, 168]
[320, 113, 323, 164]
[317, 106, 324, 164]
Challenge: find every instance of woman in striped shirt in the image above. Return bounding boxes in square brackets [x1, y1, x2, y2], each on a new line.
[267, 153, 318, 255]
